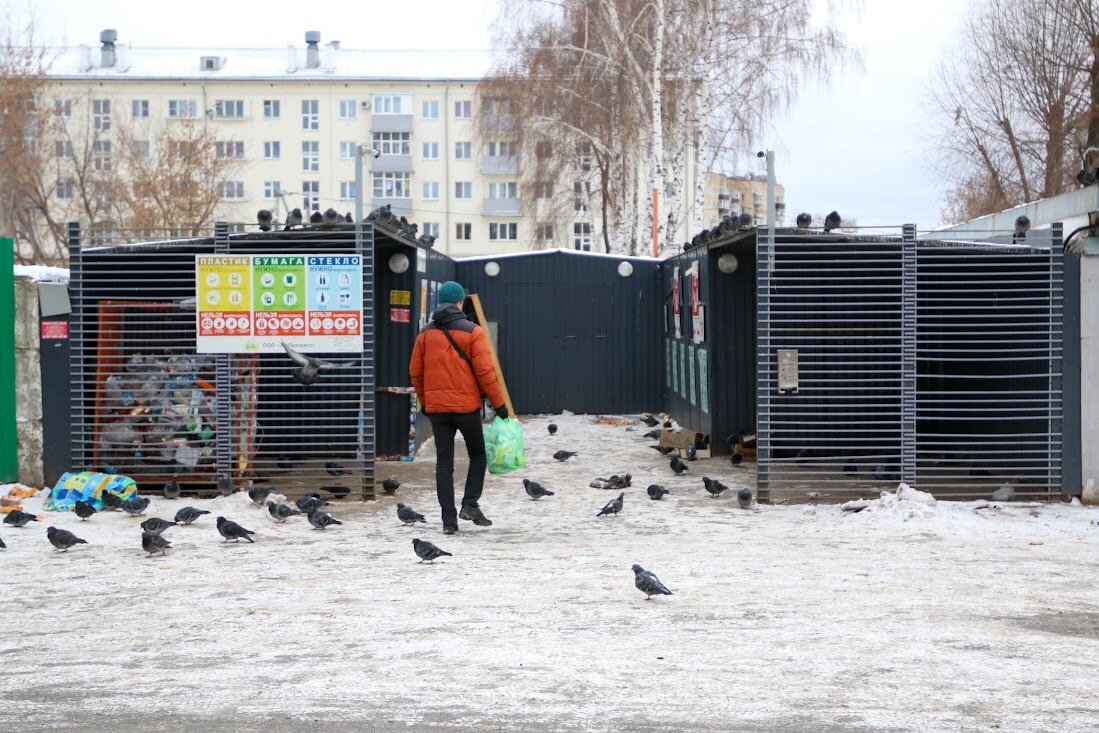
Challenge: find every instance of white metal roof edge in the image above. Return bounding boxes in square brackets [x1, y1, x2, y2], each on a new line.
[454, 248, 664, 263]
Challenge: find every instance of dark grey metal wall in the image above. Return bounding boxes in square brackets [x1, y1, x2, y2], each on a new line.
[661, 248, 712, 442]
[456, 251, 663, 415]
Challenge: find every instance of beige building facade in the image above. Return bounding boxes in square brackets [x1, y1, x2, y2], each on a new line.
[702, 171, 786, 229]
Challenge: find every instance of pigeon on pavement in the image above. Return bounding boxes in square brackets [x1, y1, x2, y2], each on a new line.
[141, 531, 171, 557]
[702, 477, 729, 498]
[397, 503, 427, 525]
[730, 453, 744, 466]
[267, 501, 300, 523]
[47, 526, 87, 552]
[647, 484, 671, 500]
[217, 516, 255, 543]
[412, 538, 452, 563]
[307, 509, 342, 530]
[670, 456, 689, 475]
[74, 500, 96, 521]
[382, 477, 400, 494]
[121, 496, 151, 516]
[248, 487, 272, 506]
[3, 510, 38, 527]
[175, 506, 210, 525]
[99, 491, 123, 512]
[553, 450, 577, 462]
[281, 341, 351, 386]
[523, 479, 555, 500]
[597, 492, 625, 517]
[140, 517, 176, 535]
[632, 564, 673, 600]
[737, 488, 753, 509]
[163, 480, 181, 500]
[325, 461, 350, 476]
[548, 423, 558, 435]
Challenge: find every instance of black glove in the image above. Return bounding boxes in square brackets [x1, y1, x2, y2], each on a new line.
[495, 404, 510, 420]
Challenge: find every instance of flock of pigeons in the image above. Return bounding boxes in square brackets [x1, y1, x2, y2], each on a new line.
[1, 413, 746, 600]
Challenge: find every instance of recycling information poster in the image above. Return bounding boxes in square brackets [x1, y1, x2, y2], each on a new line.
[196, 255, 363, 354]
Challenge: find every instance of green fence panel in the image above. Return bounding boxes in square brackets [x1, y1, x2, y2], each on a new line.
[0, 238, 16, 482]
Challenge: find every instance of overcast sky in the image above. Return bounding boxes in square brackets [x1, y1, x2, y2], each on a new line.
[17, 0, 970, 230]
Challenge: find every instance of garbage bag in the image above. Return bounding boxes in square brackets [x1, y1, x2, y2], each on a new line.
[483, 416, 525, 475]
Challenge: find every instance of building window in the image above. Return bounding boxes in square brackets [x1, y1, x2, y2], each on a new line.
[535, 140, 553, 159]
[214, 100, 245, 118]
[454, 100, 471, 118]
[421, 141, 439, 160]
[484, 97, 512, 115]
[339, 181, 358, 200]
[455, 181, 472, 199]
[421, 100, 439, 119]
[423, 222, 439, 238]
[372, 172, 411, 198]
[535, 223, 554, 240]
[221, 180, 245, 200]
[455, 222, 472, 240]
[534, 181, 553, 199]
[488, 181, 518, 199]
[92, 140, 111, 171]
[301, 99, 319, 130]
[573, 222, 592, 251]
[302, 181, 320, 211]
[489, 222, 518, 241]
[338, 141, 355, 159]
[168, 99, 197, 119]
[373, 94, 411, 114]
[92, 99, 110, 130]
[54, 98, 72, 118]
[131, 99, 149, 118]
[263, 141, 280, 160]
[487, 141, 517, 157]
[215, 141, 244, 159]
[55, 180, 74, 200]
[455, 141, 471, 160]
[372, 131, 411, 155]
[422, 181, 439, 200]
[338, 99, 356, 119]
[263, 180, 281, 199]
[577, 141, 593, 170]
[263, 99, 280, 118]
[133, 140, 150, 159]
[55, 140, 73, 159]
[574, 181, 590, 213]
[302, 141, 320, 172]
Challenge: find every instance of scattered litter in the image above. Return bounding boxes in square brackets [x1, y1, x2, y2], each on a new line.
[1029, 540, 1045, 546]
[0, 484, 40, 512]
[807, 491, 831, 499]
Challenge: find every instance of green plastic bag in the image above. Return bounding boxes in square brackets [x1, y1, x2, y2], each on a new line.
[484, 416, 525, 475]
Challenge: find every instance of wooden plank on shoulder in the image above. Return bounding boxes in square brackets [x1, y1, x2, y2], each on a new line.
[468, 293, 515, 417]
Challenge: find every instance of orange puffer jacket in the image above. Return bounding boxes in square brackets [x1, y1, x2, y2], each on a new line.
[409, 304, 506, 414]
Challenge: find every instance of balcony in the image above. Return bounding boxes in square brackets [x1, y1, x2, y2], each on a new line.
[482, 197, 522, 216]
[371, 197, 412, 216]
[480, 156, 520, 175]
[370, 154, 413, 173]
[481, 113, 516, 132]
[370, 114, 413, 133]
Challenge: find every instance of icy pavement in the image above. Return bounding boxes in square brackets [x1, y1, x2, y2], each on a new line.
[2, 414, 1099, 733]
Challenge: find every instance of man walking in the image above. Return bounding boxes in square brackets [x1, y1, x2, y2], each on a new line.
[410, 281, 508, 534]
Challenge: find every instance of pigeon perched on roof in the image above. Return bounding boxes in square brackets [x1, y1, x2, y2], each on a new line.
[141, 531, 171, 557]
[4, 510, 38, 527]
[216, 516, 255, 543]
[248, 487, 272, 506]
[74, 500, 96, 521]
[99, 490, 123, 512]
[523, 479, 555, 500]
[307, 509, 342, 530]
[670, 456, 689, 475]
[632, 564, 673, 600]
[175, 506, 210, 525]
[702, 477, 729, 498]
[991, 484, 1015, 502]
[267, 501, 300, 523]
[412, 538, 452, 563]
[163, 480, 181, 500]
[548, 423, 558, 435]
[597, 492, 624, 517]
[641, 415, 660, 428]
[651, 445, 675, 455]
[140, 517, 176, 535]
[281, 342, 352, 387]
[295, 493, 329, 514]
[284, 208, 303, 230]
[121, 496, 150, 516]
[47, 526, 87, 552]
[325, 461, 350, 476]
[553, 450, 577, 462]
[647, 484, 671, 500]
[396, 503, 427, 525]
[823, 210, 842, 233]
[382, 477, 400, 494]
[309, 210, 324, 225]
[737, 488, 753, 509]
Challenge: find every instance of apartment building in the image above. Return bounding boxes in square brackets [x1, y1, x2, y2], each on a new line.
[702, 172, 786, 229]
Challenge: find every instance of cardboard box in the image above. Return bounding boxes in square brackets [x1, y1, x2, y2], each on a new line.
[661, 428, 712, 459]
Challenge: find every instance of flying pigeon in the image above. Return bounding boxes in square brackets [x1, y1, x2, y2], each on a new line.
[216, 516, 255, 543]
[248, 487, 272, 506]
[597, 492, 624, 517]
[141, 531, 171, 557]
[650, 445, 675, 455]
[325, 461, 350, 476]
[553, 450, 577, 462]
[295, 493, 329, 514]
[174, 506, 210, 525]
[74, 500, 96, 521]
[643, 429, 661, 440]
[140, 517, 176, 535]
[99, 490, 123, 512]
[397, 503, 427, 525]
[523, 479, 555, 500]
[737, 488, 753, 509]
[163, 480, 181, 500]
[702, 477, 729, 498]
[47, 526, 87, 552]
[307, 509, 342, 530]
[281, 341, 352, 386]
[669, 456, 689, 475]
[991, 484, 1015, 502]
[3, 510, 38, 527]
[412, 537, 452, 563]
[267, 501, 300, 523]
[632, 564, 673, 600]
[382, 477, 400, 494]
[121, 496, 151, 516]
[647, 484, 671, 500]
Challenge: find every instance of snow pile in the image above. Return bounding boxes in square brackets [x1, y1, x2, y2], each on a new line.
[842, 482, 939, 520]
[13, 265, 70, 283]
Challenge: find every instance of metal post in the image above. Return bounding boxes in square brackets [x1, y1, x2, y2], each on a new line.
[901, 224, 917, 487]
[213, 221, 233, 495]
[765, 150, 776, 230]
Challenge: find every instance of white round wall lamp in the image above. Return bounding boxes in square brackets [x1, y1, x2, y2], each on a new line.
[388, 253, 410, 274]
[484, 261, 501, 277]
[717, 253, 739, 274]
[617, 261, 634, 278]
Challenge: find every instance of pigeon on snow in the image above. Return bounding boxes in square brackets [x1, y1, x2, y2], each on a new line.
[248, 486, 272, 506]
[121, 496, 151, 516]
[3, 510, 38, 527]
[641, 415, 660, 428]
[412, 538, 452, 563]
[0, 536, 5, 549]
[267, 501, 300, 523]
[670, 456, 690, 475]
[217, 516, 255, 543]
[702, 477, 729, 498]
[632, 564, 673, 600]
[175, 506, 210, 525]
[296, 494, 329, 514]
[643, 429, 661, 440]
[140, 517, 177, 535]
[523, 479, 555, 500]
[397, 503, 427, 525]
[163, 480, 181, 500]
[547, 423, 558, 435]
[737, 488, 753, 509]
[650, 445, 675, 455]
[647, 484, 671, 500]
[597, 492, 624, 517]
[553, 450, 577, 462]
[74, 500, 96, 521]
[307, 509, 342, 530]
[281, 341, 352, 386]
[382, 477, 400, 494]
[141, 531, 171, 557]
[99, 491, 123, 512]
[47, 526, 87, 552]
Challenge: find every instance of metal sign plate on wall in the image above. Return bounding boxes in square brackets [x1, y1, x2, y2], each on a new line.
[777, 349, 799, 394]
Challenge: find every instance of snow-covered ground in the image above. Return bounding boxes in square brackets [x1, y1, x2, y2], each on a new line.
[3, 413, 1099, 733]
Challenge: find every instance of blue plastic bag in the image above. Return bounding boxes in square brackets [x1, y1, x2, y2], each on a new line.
[483, 417, 525, 475]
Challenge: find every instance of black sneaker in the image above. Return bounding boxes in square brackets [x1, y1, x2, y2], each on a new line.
[459, 506, 493, 526]
[443, 525, 459, 535]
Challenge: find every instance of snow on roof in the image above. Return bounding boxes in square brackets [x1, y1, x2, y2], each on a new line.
[46, 44, 493, 82]
[13, 265, 70, 283]
[455, 248, 665, 263]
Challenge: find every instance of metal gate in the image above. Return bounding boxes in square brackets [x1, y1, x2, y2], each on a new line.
[756, 225, 1062, 500]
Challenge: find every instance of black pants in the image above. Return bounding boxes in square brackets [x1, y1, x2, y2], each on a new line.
[427, 410, 487, 527]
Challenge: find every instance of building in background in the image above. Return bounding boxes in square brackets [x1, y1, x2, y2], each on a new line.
[702, 172, 785, 229]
